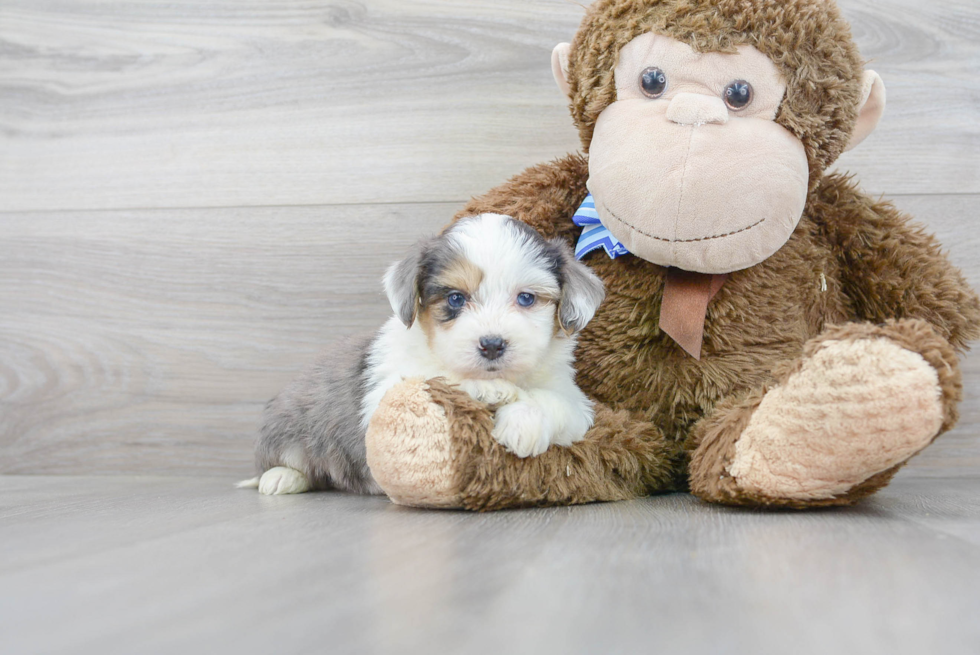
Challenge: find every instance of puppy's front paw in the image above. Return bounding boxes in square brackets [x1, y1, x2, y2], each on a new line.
[556, 405, 593, 446]
[257, 466, 311, 495]
[492, 401, 553, 458]
[457, 379, 522, 408]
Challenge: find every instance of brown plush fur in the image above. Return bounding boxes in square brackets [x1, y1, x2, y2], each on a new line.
[567, 0, 865, 188]
[425, 379, 685, 512]
[687, 319, 962, 507]
[444, 153, 978, 509]
[366, 0, 980, 511]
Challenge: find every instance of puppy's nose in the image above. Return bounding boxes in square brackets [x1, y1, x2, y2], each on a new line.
[478, 336, 507, 361]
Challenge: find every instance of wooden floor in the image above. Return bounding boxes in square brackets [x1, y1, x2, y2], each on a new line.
[2, 1, 979, 652]
[3, 473, 980, 655]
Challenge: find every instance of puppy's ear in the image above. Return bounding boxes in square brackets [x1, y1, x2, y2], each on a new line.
[552, 239, 605, 334]
[383, 244, 424, 327]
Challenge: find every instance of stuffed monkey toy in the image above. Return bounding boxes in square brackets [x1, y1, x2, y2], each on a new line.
[364, 0, 980, 510]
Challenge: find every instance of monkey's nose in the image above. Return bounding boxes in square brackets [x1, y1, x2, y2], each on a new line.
[478, 336, 507, 361]
[666, 92, 729, 126]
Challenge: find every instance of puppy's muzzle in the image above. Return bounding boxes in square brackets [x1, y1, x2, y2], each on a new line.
[478, 335, 507, 361]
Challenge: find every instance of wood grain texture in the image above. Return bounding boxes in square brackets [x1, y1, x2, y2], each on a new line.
[0, 203, 455, 475]
[0, 0, 583, 211]
[831, 0, 980, 192]
[0, 0, 977, 214]
[2, 474, 979, 655]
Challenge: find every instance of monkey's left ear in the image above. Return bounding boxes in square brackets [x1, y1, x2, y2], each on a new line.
[551, 43, 572, 98]
[843, 70, 886, 152]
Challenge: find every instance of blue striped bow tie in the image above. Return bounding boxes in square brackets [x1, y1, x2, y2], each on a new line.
[572, 193, 630, 260]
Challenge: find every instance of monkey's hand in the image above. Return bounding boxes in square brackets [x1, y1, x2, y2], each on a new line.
[688, 319, 959, 507]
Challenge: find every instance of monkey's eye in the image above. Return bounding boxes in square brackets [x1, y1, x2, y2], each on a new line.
[639, 67, 667, 98]
[723, 80, 753, 110]
[516, 292, 536, 307]
[447, 292, 466, 309]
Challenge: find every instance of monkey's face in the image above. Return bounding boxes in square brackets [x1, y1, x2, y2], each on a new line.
[585, 33, 809, 274]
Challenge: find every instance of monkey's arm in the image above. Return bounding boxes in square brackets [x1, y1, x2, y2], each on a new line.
[365, 378, 684, 511]
[813, 174, 980, 349]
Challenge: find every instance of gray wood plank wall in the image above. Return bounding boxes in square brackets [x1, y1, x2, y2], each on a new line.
[1, 0, 978, 477]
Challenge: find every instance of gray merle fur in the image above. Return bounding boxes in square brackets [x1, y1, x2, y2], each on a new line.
[256, 334, 383, 495]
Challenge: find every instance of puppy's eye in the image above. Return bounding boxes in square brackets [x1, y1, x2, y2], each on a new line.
[723, 80, 753, 110]
[446, 292, 466, 309]
[639, 67, 667, 98]
[516, 292, 536, 307]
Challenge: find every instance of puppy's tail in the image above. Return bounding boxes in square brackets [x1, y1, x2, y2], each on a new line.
[235, 476, 260, 489]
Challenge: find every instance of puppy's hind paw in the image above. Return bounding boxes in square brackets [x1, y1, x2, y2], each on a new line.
[257, 467, 311, 495]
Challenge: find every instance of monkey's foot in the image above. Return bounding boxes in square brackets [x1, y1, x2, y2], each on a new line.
[689, 319, 960, 507]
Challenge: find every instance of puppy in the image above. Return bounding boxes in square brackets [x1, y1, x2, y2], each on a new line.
[239, 213, 605, 496]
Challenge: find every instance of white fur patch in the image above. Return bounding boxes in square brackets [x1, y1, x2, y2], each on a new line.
[456, 378, 523, 407]
[257, 466, 312, 495]
[493, 400, 553, 457]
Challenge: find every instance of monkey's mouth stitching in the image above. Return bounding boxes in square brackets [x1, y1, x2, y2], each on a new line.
[598, 199, 767, 243]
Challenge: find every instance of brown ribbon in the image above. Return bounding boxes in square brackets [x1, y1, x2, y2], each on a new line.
[659, 268, 727, 360]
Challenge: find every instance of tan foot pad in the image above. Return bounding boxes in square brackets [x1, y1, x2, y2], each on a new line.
[365, 378, 462, 508]
[728, 337, 944, 501]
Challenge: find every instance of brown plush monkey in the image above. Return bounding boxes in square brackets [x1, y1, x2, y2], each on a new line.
[364, 0, 980, 510]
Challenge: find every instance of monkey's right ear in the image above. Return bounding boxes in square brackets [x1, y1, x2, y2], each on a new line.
[843, 70, 886, 152]
[552, 43, 572, 98]
[383, 248, 423, 328]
